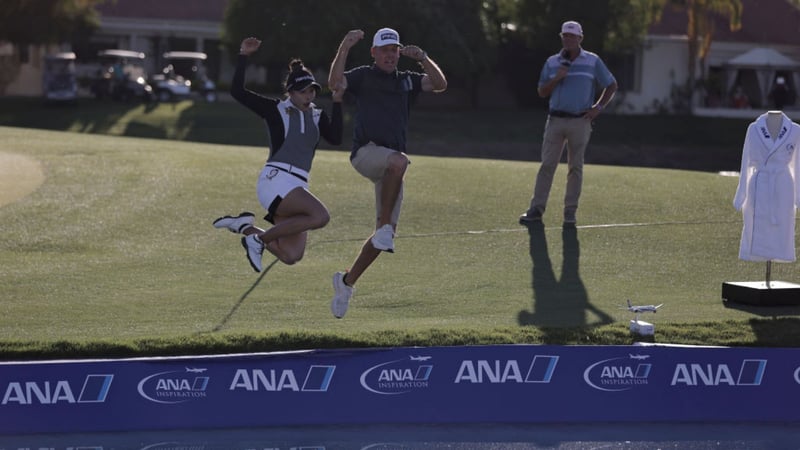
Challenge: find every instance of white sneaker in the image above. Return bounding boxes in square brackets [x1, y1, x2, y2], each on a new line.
[213, 212, 255, 234]
[330, 272, 353, 319]
[371, 224, 395, 253]
[241, 234, 264, 272]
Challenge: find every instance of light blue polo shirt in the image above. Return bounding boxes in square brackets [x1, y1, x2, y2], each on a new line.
[538, 48, 615, 115]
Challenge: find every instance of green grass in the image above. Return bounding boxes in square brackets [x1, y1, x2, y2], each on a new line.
[1, 124, 799, 360]
[0, 96, 753, 170]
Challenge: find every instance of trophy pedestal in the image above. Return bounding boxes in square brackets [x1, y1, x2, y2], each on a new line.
[722, 281, 800, 306]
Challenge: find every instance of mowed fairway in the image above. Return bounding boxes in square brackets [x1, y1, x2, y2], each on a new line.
[0, 126, 795, 345]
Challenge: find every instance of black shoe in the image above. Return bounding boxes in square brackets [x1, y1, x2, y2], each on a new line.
[519, 209, 543, 225]
[563, 210, 577, 225]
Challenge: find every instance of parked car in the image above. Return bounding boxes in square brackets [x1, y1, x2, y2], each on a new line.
[150, 51, 216, 102]
[43, 52, 78, 104]
[91, 49, 153, 102]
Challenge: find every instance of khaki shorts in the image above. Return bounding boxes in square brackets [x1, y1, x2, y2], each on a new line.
[351, 142, 404, 225]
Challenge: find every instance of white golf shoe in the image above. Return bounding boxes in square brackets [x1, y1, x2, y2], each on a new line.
[371, 224, 395, 253]
[241, 234, 264, 272]
[213, 212, 255, 234]
[331, 272, 354, 319]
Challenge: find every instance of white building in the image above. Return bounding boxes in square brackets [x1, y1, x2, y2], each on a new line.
[622, 0, 800, 117]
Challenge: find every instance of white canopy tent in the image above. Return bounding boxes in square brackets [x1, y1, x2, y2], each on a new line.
[724, 47, 800, 107]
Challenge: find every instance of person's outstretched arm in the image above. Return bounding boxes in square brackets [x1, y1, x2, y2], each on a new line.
[230, 37, 277, 117]
[402, 45, 447, 93]
[328, 30, 364, 92]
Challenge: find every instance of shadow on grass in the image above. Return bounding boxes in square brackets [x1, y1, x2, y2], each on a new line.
[5, 98, 146, 134]
[210, 258, 279, 333]
[749, 317, 800, 346]
[518, 222, 613, 330]
[123, 121, 167, 140]
[1, 96, 754, 171]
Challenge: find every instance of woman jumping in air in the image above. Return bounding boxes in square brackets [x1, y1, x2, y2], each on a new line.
[213, 37, 343, 272]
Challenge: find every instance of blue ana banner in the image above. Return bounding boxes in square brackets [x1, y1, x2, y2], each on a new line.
[0, 344, 797, 434]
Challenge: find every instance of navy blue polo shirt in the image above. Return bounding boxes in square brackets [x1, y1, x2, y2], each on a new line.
[345, 65, 424, 156]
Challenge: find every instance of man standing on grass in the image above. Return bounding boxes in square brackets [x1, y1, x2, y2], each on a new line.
[519, 20, 617, 226]
[327, 27, 447, 318]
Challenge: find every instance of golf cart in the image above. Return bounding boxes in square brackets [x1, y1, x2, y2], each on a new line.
[91, 49, 153, 102]
[151, 51, 216, 102]
[43, 52, 78, 103]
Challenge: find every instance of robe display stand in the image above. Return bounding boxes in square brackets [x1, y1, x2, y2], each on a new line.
[722, 261, 800, 306]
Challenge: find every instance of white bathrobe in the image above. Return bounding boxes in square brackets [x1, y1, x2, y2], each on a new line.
[733, 112, 800, 262]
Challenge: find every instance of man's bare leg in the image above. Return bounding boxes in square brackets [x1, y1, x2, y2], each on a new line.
[342, 237, 382, 286]
[347, 152, 407, 284]
[377, 152, 408, 226]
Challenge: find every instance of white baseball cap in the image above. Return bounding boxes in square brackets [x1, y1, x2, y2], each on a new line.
[372, 27, 402, 47]
[561, 21, 583, 37]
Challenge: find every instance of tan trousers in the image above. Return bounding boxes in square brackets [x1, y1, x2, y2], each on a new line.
[528, 116, 593, 215]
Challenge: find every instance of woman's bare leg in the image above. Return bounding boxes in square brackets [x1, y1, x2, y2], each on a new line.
[253, 187, 329, 265]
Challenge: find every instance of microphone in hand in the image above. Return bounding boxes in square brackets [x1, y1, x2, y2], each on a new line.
[560, 49, 571, 67]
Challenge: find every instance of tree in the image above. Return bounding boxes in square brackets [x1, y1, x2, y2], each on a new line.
[511, 0, 664, 55]
[221, 0, 672, 107]
[222, 0, 496, 105]
[503, 0, 664, 106]
[386, 0, 497, 105]
[0, 0, 100, 94]
[0, 0, 100, 45]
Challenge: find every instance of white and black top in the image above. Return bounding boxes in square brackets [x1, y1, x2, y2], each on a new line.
[231, 54, 342, 172]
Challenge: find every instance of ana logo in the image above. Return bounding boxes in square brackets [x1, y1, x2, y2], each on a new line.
[138, 367, 209, 404]
[584, 355, 652, 392]
[2, 374, 113, 405]
[455, 355, 559, 384]
[672, 359, 766, 386]
[230, 365, 335, 392]
[360, 355, 433, 395]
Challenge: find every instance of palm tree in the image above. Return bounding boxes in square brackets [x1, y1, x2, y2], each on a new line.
[655, 0, 743, 108]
